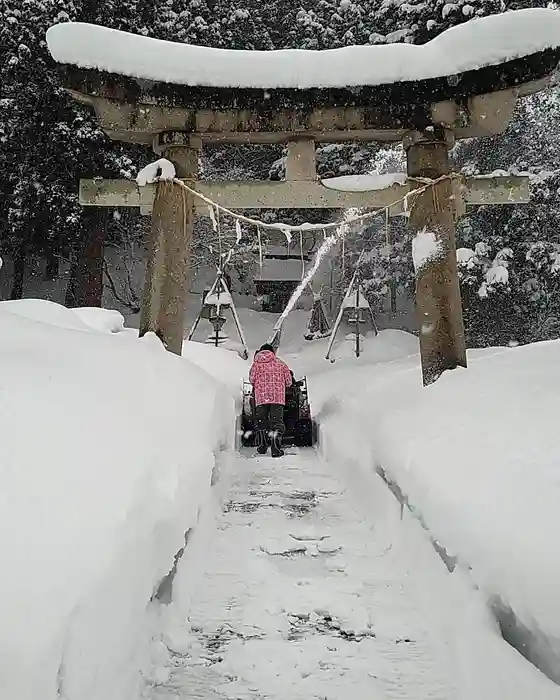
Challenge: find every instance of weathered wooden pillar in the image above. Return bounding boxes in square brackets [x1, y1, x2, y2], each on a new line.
[139, 135, 198, 355]
[285, 138, 316, 182]
[404, 128, 467, 385]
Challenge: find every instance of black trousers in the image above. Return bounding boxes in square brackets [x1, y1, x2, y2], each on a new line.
[255, 403, 285, 444]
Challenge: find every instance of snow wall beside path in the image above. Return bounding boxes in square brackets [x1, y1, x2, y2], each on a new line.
[0, 301, 235, 700]
[310, 333, 560, 686]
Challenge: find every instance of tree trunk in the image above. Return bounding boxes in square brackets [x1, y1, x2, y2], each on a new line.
[65, 208, 108, 308]
[45, 247, 60, 281]
[390, 280, 397, 313]
[10, 245, 26, 299]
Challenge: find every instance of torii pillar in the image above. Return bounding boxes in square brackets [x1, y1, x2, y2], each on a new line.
[139, 134, 199, 355]
[404, 128, 466, 385]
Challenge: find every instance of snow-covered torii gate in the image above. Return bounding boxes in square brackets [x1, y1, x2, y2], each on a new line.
[47, 10, 560, 385]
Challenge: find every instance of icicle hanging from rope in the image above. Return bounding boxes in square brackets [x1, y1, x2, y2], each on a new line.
[257, 226, 263, 270]
[160, 169, 452, 237]
[136, 160, 453, 239]
[341, 233, 346, 282]
[208, 205, 218, 231]
[215, 207, 223, 260]
[235, 219, 243, 244]
[223, 248, 233, 266]
[280, 225, 292, 244]
[385, 207, 390, 246]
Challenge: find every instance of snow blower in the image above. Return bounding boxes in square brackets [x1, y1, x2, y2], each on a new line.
[239, 375, 318, 448]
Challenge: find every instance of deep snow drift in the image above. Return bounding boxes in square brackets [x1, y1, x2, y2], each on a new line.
[0, 300, 234, 700]
[304, 329, 560, 683]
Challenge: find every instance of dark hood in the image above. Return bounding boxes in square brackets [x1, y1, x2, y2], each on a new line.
[254, 350, 276, 364]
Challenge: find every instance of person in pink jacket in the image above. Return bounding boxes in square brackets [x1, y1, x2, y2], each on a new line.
[249, 344, 292, 457]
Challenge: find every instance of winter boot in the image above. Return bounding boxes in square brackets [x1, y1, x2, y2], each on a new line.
[270, 433, 285, 458]
[256, 430, 268, 455]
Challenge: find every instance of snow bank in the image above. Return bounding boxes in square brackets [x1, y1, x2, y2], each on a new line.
[316, 337, 560, 680]
[0, 303, 234, 700]
[182, 339, 248, 402]
[47, 9, 560, 90]
[4, 299, 126, 334]
[2, 298, 94, 332]
[71, 306, 125, 333]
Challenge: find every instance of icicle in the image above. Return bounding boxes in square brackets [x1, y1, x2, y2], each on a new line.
[280, 225, 292, 244]
[215, 208, 224, 262]
[385, 207, 390, 246]
[299, 230, 305, 279]
[403, 191, 412, 216]
[208, 205, 218, 231]
[342, 234, 346, 281]
[235, 219, 243, 244]
[257, 226, 263, 270]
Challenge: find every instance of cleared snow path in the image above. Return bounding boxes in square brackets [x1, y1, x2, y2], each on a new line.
[144, 448, 482, 699]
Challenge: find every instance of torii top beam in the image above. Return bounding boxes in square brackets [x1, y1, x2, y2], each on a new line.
[47, 9, 560, 146]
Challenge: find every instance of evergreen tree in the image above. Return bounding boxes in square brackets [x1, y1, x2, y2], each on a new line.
[0, 0, 138, 299]
[454, 91, 560, 346]
[375, 0, 503, 45]
[208, 0, 274, 49]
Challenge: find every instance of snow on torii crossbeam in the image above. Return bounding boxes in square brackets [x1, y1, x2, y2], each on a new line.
[47, 9, 560, 385]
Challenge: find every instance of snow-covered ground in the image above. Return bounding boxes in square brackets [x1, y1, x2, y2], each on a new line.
[3, 298, 560, 698]
[144, 309, 560, 698]
[144, 447, 557, 700]
[0, 300, 234, 700]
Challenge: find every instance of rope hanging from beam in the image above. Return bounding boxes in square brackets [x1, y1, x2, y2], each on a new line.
[168, 174, 453, 235]
[136, 160, 456, 316]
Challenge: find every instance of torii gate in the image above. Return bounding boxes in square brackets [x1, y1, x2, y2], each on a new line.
[46, 10, 560, 385]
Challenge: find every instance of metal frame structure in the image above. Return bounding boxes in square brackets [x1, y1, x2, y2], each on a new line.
[187, 270, 249, 359]
[326, 259, 379, 361]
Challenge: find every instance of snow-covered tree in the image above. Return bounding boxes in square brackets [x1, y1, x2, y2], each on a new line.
[454, 91, 560, 345]
[0, 0, 144, 300]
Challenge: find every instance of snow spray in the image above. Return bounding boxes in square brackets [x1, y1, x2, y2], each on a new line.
[267, 208, 359, 347]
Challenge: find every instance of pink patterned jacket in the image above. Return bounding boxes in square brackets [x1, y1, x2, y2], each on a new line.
[249, 351, 292, 406]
